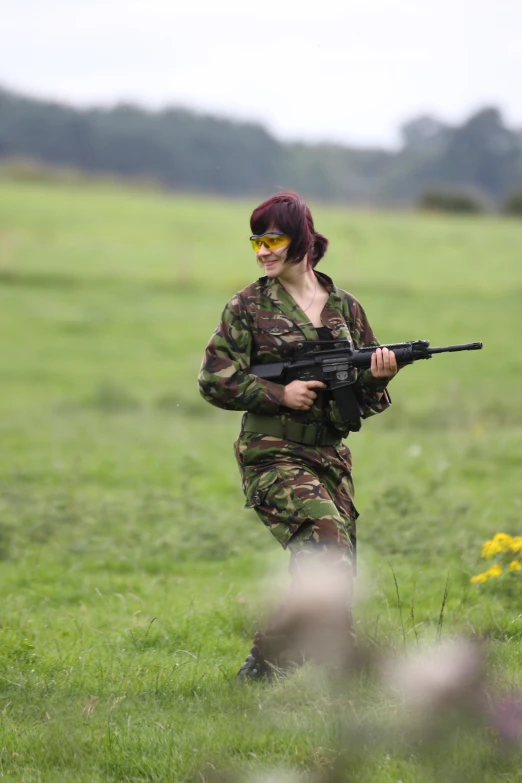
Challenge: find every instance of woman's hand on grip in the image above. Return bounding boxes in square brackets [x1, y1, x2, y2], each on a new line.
[281, 380, 327, 410]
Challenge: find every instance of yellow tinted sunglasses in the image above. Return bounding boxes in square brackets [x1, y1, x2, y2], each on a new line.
[249, 232, 291, 252]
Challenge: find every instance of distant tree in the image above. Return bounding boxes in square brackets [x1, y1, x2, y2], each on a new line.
[437, 108, 521, 201]
[401, 115, 448, 150]
[1, 86, 521, 206]
[502, 189, 522, 216]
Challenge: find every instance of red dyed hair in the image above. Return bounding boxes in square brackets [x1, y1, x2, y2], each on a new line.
[250, 191, 329, 268]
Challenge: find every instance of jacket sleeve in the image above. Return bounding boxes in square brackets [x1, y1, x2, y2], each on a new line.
[198, 293, 285, 413]
[347, 296, 392, 420]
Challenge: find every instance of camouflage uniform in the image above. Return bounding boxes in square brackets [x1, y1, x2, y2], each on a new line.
[198, 271, 391, 673]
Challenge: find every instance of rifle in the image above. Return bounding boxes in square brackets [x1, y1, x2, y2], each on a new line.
[250, 339, 483, 429]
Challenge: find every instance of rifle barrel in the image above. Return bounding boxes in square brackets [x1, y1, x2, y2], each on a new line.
[429, 342, 483, 354]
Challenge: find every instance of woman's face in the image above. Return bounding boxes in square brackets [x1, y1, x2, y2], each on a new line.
[254, 225, 290, 278]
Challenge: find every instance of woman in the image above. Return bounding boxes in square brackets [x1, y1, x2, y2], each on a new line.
[198, 192, 398, 679]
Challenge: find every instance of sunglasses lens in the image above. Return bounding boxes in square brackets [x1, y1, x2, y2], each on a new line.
[249, 234, 290, 251]
[265, 234, 288, 249]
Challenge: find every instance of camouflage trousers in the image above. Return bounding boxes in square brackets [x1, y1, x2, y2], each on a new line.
[235, 429, 358, 671]
[234, 430, 358, 571]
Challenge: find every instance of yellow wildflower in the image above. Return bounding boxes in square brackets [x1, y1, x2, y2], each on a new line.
[492, 533, 513, 550]
[481, 540, 501, 559]
[471, 572, 489, 585]
[485, 563, 503, 578]
[482, 534, 514, 559]
[508, 560, 521, 573]
[510, 536, 522, 554]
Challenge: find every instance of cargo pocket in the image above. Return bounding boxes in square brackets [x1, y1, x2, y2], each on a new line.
[244, 468, 280, 510]
[243, 467, 300, 548]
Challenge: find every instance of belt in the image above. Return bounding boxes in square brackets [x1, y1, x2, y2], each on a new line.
[242, 413, 342, 447]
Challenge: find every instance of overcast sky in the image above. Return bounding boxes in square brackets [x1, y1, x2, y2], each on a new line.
[1, 0, 521, 147]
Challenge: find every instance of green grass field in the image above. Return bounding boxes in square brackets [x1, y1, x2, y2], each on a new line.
[0, 180, 521, 782]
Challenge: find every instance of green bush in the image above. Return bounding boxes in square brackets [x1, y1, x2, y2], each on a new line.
[417, 188, 487, 214]
[502, 189, 522, 216]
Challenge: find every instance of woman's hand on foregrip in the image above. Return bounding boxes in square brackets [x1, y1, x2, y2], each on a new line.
[281, 380, 327, 411]
[370, 346, 399, 379]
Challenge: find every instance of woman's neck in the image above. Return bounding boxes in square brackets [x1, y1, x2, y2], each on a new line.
[277, 260, 315, 294]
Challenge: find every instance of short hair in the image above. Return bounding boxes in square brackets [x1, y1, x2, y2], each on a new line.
[250, 191, 329, 268]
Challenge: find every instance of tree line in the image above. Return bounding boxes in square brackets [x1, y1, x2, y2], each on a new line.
[0, 87, 521, 206]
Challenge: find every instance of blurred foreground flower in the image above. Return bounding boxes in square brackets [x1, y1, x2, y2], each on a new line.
[254, 554, 358, 676]
[384, 639, 484, 710]
[488, 694, 522, 746]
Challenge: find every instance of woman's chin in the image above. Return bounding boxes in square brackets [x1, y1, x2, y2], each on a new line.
[263, 265, 280, 277]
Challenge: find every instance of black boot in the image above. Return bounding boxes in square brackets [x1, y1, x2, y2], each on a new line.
[236, 632, 274, 681]
[236, 631, 304, 681]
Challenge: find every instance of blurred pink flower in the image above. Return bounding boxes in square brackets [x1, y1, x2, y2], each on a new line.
[384, 640, 485, 710]
[488, 694, 522, 746]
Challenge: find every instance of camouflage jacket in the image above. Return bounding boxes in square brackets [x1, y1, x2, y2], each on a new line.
[198, 271, 391, 437]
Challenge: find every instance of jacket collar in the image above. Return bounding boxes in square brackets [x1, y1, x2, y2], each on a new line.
[258, 271, 352, 341]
